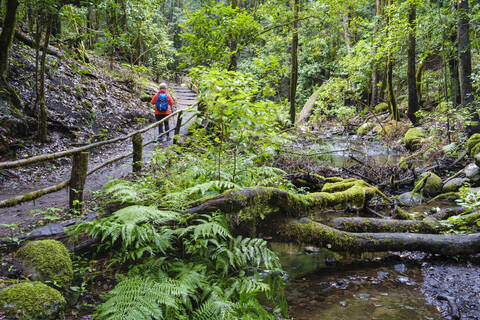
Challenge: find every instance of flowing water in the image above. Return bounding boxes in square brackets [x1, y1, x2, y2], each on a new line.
[295, 133, 404, 167]
[271, 242, 444, 320]
[278, 134, 448, 319]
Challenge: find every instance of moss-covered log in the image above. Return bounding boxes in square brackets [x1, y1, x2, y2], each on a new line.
[189, 180, 389, 216]
[270, 217, 480, 255]
[330, 217, 444, 233]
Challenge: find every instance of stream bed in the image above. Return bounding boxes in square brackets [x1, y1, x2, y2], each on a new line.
[271, 242, 480, 320]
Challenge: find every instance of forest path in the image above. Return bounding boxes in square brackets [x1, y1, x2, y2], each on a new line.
[0, 83, 197, 236]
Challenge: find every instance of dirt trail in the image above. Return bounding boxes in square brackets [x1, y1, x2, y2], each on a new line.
[0, 83, 197, 236]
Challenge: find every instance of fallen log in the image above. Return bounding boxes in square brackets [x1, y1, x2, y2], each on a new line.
[189, 181, 389, 216]
[330, 217, 443, 233]
[270, 217, 480, 255]
[297, 86, 322, 126]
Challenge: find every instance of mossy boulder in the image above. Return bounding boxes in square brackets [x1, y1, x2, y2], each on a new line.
[374, 102, 389, 113]
[404, 127, 426, 151]
[415, 172, 443, 197]
[16, 240, 73, 289]
[466, 133, 480, 157]
[465, 163, 480, 184]
[356, 121, 375, 136]
[443, 177, 470, 193]
[0, 281, 66, 319]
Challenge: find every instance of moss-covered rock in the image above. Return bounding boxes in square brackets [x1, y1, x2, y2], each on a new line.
[0, 281, 66, 319]
[404, 127, 426, 151]
[414, 172, 443, 197]
[443, 177, 469, 193]
[374, 102, 389, 113]
[465, 163, 480, 184]
[466, 133, 480, 157]
[398, 191, 423, 206]
[356, 121, 375, 136]
[16, 240, 73, 289]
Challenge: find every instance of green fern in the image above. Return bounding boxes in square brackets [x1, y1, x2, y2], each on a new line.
[95, 276, 181, 320]
[167, 180, 241, 202]
[104, 179, 140, 203]
[70, 206, 180, 262]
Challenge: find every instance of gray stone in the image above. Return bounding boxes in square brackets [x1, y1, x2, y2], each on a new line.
[475, 152, 480, 167]
[465, 163, 480, 183]
[442, 178, 470, 193]
[394, 264, 407, 273]
[398, 192, 423, 206]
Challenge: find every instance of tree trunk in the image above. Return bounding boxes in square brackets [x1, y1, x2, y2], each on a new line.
[228, 0, 238, 71]
[37, 14, 53, 142]
[386, 53, 398, 120]
[289, 0, 299, 125]
[407, 2, 418, 124]
[448, 3, 461, 108]
[0, 0, 21, 109]
[457, 0, 478, 135]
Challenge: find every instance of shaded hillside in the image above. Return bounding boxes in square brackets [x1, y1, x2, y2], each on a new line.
[1, 42, 161, 159]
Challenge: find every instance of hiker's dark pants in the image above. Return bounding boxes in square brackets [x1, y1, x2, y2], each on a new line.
[155, 114, 170, 137]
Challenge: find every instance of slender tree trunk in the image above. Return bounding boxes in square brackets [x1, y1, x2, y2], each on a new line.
[289, 0, 299, 125]
[37, 14, 53, 142]
[457, 0, 478, 135]
[228, 0, 238, 71]
[51, 12, 61, 37]
[343, 9, 352, 52]
[370, 0, 382, 108]
[407, 2, 418, 124]
[0, 0, 21, 109]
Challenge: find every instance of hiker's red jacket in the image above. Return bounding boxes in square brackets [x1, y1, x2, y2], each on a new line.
[151, 89, 173, 115]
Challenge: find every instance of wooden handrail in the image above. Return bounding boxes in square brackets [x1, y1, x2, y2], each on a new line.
[0, 107, 193, 170]
[0, 108, 198, 209]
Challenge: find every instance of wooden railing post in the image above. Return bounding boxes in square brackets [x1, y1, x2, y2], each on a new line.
[69, 151, 89, 212]
[173, 111, 183, 145]
[132, 132, 143, 174]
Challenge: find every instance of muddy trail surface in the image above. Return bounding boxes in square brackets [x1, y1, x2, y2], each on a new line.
[0, 83, 197, 237]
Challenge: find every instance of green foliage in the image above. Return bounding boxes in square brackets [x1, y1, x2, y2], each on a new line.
[180, 1, 260, 69]
[311, 77, 357, 124]
[71, 203, 285, 319]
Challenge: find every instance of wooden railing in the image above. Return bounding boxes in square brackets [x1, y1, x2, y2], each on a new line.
[0, 107, 197, 210]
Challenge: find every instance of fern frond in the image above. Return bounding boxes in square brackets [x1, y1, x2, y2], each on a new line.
[95, 276, 179, 320]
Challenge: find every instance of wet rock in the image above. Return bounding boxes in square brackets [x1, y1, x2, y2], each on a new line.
[0, 280, 66, 319]
[465, 163, 480, 183]
[394, 264, 407, 273]
[333, 279, 349, 290]
[354, 293, 371, 299]
[339, 300, 347, 307]
[404, 127, 426, 151]
[443, 177, 469, 193]
[398, 191, 423, 206]
[304, 246, 321, 254]
[325, 257, 338, 266]
[396, 276, 410, 284]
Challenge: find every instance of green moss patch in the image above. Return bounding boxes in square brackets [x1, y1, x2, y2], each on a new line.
[0, 281, 66, 319]
[16, 240, 73, 289]
[466, 133, 480, 157]
[404, 127, 426, 151]
[374, 102, 389, 113]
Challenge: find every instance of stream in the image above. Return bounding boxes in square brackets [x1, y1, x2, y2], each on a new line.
[277, 134, 479, 320]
